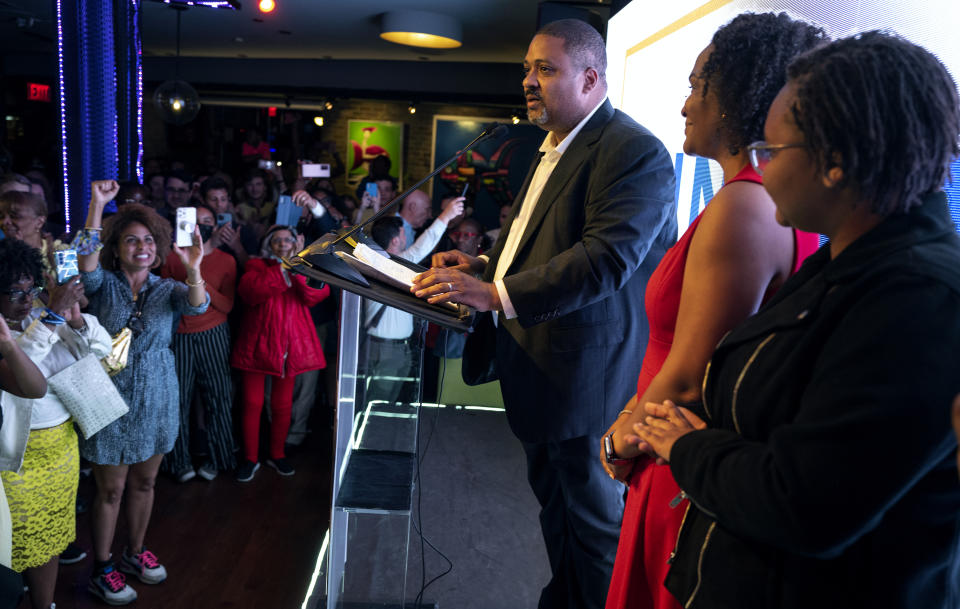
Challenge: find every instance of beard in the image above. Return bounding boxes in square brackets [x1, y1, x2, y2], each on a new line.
[525, 87, 548, 126]
[527, 106, 549, 126]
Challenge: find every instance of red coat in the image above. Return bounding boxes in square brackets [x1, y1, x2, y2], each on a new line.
[230, 257, 330, 377]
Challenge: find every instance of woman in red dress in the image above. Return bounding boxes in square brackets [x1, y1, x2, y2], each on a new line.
[602, 13, 827, 609]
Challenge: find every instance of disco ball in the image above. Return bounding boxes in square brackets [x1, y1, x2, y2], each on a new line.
[153, 80, 201, 125]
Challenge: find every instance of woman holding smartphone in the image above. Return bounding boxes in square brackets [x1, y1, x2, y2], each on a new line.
[0, 239, 111, 609]
[77, 181, 208, 606]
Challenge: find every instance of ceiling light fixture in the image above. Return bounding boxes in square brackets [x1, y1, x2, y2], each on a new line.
[153, 6, 201, 125]
[408, 103, 417, 115]
[324, 100, 333, 110]
[380, 11, 462, 49]
[259, 0, 276, 13]
[313, 116, 324, 127]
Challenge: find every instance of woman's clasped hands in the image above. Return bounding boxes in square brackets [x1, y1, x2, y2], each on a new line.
[624, 400, 708, 465]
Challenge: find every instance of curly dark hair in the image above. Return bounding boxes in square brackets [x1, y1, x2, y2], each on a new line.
[0, 238, 44, 292]
[101, 203, 173, 270]
[699, 12, 827, 155]
[787, 31, 960, 215]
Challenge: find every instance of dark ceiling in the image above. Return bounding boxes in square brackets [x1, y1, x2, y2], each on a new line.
[0, 0, 613, 106]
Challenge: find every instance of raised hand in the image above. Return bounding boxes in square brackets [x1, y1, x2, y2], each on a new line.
[90, 180, 120, 210]
[44, 273, 85, 318]
[439, 197, 465, 224]
[173, 225, 205, 272]
[291, 190, 318, 210]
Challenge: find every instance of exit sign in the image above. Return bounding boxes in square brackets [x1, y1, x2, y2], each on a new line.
[27, 83, 50, 102]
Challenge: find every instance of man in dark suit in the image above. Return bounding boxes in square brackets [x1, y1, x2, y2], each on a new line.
[412, 19, 676, 609]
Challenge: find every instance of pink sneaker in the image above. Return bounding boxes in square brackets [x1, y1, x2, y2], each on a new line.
[88, 564, 137, 605]
[119, 547, 167, 584]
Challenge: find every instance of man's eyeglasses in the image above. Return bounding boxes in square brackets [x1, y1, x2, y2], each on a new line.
[450, 232, 479, 239]
[3, 286, 42, 304]
[166, 187, 190, 195]
[747, 141, 804, 176]
[271, 237, 297, 245]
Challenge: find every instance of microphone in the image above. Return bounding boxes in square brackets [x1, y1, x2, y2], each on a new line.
[314, 122, 509, 253]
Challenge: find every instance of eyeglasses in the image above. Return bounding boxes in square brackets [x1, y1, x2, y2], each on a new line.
[747, 141, 804, 176]
[166, 187, 190, 194]
[271, 236, 297, 245]
[3, 286, 42, 304]
[450, 232, 479, 239]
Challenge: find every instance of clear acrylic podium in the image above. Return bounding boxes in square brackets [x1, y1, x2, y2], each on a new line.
[325, 290, 425, 608]
[286, 238, 473, 609]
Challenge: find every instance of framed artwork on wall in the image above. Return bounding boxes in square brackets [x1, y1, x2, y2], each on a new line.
[430, 115, 544, 234]
[346, 119, 404, 192]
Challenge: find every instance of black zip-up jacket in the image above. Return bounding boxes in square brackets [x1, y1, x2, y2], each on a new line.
[665, 191, 960, 609]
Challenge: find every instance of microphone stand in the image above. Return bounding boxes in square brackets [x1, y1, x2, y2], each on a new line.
[316, 123, 508, 254]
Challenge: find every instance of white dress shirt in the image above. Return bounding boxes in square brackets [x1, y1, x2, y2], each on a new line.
[365, 216, 450, 339]
[489, 98, 607, 319]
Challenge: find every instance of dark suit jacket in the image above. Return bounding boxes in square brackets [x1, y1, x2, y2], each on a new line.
[480, 99, 676, 443]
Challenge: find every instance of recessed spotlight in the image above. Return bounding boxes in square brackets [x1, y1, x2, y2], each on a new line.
[408, 103, 417, 115]
[314, 116, 324, 127]
[324, 100, 333, 110]
[258, 0, 275, 13]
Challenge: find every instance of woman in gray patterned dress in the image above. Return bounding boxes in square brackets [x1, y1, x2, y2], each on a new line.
[77, 180, 208, 606]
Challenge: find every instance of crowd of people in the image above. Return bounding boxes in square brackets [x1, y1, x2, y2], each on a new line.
[1, 10, 960, 609]
[0, 125, 492, 607]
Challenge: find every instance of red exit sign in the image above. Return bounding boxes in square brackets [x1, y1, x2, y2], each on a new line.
[27, 82, 50, 102]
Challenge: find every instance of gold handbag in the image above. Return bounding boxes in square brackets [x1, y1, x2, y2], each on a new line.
[101, 327, 132, 377]
[100, 284, 151, 377]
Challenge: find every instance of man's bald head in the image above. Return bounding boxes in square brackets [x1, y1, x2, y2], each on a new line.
[400, 190, 432, 229]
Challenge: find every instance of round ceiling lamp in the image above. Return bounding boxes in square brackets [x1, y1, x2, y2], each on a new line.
[154, 80, 201, 125]
[380, 11, 462, 49]
[154, 7, 201, 125]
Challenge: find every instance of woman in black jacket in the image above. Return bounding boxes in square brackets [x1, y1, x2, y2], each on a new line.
[626, 31, 960, 609]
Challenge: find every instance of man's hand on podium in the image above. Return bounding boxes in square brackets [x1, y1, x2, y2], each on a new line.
[411, 264, 500, 312]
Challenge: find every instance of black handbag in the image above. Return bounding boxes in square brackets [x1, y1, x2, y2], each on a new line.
[461, 311, 498, 385]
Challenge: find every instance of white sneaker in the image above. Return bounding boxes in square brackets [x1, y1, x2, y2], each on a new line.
[119, 547, 167, 584]
[197, 461, 217, 481]
[88, 564, 137, 605]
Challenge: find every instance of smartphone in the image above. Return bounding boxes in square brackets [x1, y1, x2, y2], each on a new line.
[257, 159, 278, 170]
[460, 182, 469, 197]
[216, 212, 233, 227]
[55, 249, 79, 284]
[275, 194, 300, 227]
[365, 182, 379, 199]
[302, 163, 331, 178]
[175, 207, 197, 247]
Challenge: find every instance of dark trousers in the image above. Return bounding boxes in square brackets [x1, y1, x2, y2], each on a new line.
[168, 323, 237, 472]
[522, 434, 625, 609]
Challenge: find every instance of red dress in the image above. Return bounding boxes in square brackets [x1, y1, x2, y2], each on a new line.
[605, 165, 820, 609]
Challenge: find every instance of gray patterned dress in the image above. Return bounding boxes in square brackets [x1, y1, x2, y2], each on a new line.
[79, 266, 208, 465]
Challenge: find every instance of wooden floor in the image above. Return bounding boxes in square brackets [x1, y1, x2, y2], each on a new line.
[27, 434, 332, 609]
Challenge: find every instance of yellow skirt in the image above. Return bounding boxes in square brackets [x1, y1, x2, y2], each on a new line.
[0, 421, 78, 571]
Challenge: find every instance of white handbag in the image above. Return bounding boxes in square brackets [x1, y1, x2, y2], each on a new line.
[47, 353, 129, 439]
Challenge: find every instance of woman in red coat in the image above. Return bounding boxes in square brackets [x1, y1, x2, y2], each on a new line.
[231, 225, 329, 481]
